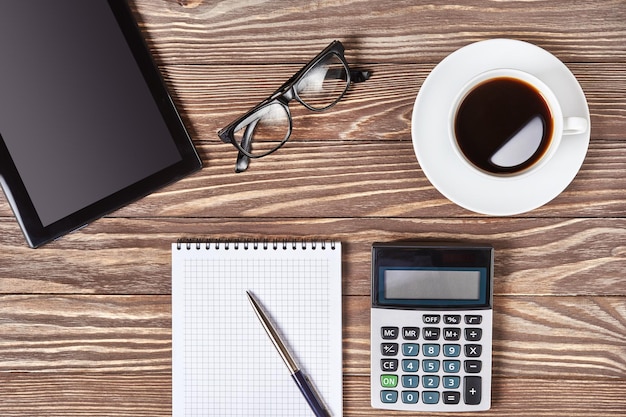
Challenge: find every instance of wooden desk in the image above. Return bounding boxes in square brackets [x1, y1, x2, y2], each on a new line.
[1, 1, 625, 415]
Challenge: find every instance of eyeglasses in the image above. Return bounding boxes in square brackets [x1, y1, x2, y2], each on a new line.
[217, 40, 369, 172]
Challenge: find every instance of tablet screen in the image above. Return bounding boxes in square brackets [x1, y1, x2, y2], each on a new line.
[0, 0, 202, 247]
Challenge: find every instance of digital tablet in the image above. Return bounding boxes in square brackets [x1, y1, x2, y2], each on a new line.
[0, 0, 202, 247]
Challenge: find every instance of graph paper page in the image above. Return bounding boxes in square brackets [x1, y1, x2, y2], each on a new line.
[172, 241, 342, 417]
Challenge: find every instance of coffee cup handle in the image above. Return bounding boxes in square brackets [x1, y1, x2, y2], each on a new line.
[563, 117, 588, 136]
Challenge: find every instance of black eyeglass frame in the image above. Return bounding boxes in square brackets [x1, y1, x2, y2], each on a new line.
[217, 40, 368, 169]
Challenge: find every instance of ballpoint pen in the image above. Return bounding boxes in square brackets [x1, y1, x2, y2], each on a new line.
[246, 291, 331, 417]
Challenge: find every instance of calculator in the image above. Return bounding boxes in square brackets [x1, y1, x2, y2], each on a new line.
[370, 242, 494, 412]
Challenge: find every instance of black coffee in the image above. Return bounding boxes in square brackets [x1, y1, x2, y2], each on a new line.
[454, 77, 553, 174]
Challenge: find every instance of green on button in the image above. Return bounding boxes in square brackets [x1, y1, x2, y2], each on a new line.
[380, 374, 398, 388]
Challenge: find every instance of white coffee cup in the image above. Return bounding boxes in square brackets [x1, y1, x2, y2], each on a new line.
[449, 68, 588, 178]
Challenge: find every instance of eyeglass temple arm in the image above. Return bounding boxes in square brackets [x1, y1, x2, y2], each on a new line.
[235, 120, 255, 172]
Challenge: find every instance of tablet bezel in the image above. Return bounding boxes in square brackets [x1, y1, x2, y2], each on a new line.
[0, 0, 202, 248]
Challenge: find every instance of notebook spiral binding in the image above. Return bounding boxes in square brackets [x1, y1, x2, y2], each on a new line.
[176, 239, 337, 251]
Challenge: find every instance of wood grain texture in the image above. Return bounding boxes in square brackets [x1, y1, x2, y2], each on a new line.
[1, 0, 625, 415]
[1, 295, 624, 378]
[0, 141, 625, 219]
[1, 373, 625, 417]
[0, 217, 625, 296]
[130, 0, 626, 65]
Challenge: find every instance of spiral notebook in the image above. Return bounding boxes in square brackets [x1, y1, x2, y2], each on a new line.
[172, 240, 343, 417]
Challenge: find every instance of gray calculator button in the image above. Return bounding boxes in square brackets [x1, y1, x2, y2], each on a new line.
[422, 391, 440, 404]
[464, 376, 482, 405]
[401, 391, 419, 404]
[381, 390, 398, 403]
[402, 375, 419, 388]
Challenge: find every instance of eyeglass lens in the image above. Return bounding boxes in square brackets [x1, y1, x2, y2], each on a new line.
[233, 52, 349, 158]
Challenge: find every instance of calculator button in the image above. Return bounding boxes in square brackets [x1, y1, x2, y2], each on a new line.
[381, 343, 398, 356]
[381, 359, 398, 371]
[402, 359, 419, 372]
[422, 391, 440, 404]
[443, 391, 461, 404]
[443, 376, 460, 389]
[422, 375, 440, 388]
[401, 391, 419, 404]
[402, 327, 419, 340]
[422, 314, 440, 324]
[381, 326, 399, 339]
[465, 344, 482, 357]
[465, 315, 482, 325]
[443, 328, 461, 340]
[422, 327, 440, 340]
[465, 328, 482, 341]
[381, 374, 398, 388]
[381, 390, 398, 403]
[402, 343, 419, 356]
[423, 344, 440, 357]
[443, 344, 461, 357]
[422, 359, 440, 372]
[443, 315, 462, 325]
[464, 376, 482, 405]
[443, 360, 461, 373]
[402, 375, 419, 388]
[464, 360, 482, 373]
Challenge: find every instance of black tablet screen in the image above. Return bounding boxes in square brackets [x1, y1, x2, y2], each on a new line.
[0, 1, 183, 226]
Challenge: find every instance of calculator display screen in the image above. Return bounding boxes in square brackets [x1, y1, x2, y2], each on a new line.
[383, 268, 482, 300]
[372, 244, 493, 308]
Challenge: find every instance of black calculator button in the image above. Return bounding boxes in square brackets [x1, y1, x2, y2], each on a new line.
[402, 327, 419, 340]
[465, 315, 482, 325]
[443, 315, 462, 325]
[422, 314, 440, 324]
[381, 326, 399, 339]
[381, 343, 399, 356]
[464, 360, 482, 373]
[422, 327, 440, 340]
[464, 376, 482, 405]
[443, 391, 461, 404]
[443, 328, 461, 340]
[381, 359, 398, 371]
[465, 344, 482, 357]
[465, 328, 482, 341]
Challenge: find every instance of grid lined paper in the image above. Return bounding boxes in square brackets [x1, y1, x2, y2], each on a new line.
[172, 241, 343, 417]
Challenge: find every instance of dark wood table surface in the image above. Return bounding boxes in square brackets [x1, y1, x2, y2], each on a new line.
[1, 1, 625, 416]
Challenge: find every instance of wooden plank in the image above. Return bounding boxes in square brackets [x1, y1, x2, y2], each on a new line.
[160, 63, 626, 141]
[129, 0, 626, 64]
[1, 295, 624, 378]
[344, 295, 626, 379]
[0, 140, 624, 219]
[0, 217, 625, 296]
[1, 372, 625, 417]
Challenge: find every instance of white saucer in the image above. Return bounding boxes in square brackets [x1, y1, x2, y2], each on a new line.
[411, 39, 590, 215]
